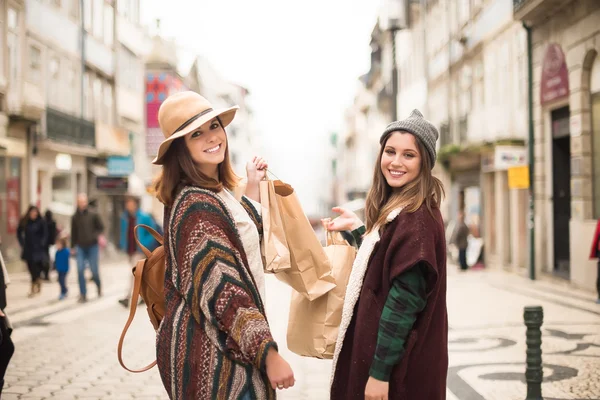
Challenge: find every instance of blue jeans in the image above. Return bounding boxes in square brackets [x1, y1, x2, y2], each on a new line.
[76, 245, 100, 296]
[58, 271, 68, 295]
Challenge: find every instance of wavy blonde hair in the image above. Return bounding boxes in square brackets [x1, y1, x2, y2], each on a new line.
[364, 131, 445, 233]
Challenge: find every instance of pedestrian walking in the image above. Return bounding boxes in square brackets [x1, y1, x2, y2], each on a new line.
[152, 91, 294, 399]
[118, 196, 161, 308]
[17, 206, 48, 297]
[71, 193, 104, 303]
[327, 109, 448, 400]
[42, 210, 58, 281]
[0, 236, 14, 397]
[54, 237, 70, 300]
[451, 211, 470, 271]
[588, 218, 600, 304]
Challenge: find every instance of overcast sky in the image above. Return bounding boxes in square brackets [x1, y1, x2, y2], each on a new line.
[141, 0, 381, 215]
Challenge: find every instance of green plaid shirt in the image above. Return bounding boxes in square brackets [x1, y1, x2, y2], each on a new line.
[350, 226, 427, 382]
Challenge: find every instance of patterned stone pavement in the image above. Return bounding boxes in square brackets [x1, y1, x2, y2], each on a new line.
[2, 260, 599, 399]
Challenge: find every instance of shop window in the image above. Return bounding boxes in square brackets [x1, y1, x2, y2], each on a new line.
[104, 3, 114, 46]
[7, 158, 21, 235]
[29, 45, 42, 84]
[52, 173, 73, 208]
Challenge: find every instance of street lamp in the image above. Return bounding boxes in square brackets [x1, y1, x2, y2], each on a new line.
[381, 0, 407, 121]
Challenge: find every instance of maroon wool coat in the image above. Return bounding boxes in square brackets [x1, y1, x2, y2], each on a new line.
[330, 204, 448, 400]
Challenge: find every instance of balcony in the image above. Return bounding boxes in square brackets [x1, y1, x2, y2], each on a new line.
[513, 0, 571, 25]
[46, 107, 96, 148]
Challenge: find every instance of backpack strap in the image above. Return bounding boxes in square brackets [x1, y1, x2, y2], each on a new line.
[117, 258, 157, 373]
[134, 224, 163, 257]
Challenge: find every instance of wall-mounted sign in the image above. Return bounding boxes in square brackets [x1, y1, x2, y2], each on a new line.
[508, 165, 530, 189]
[540, 44, 569, 106]
[96, 176, 128, 191]
[107, 155, 134, 176]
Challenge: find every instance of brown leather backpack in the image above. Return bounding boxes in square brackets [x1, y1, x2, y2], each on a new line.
[117, 224, 165, 373]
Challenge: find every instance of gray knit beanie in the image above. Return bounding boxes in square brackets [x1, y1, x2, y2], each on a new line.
[380, 109, 439, 166]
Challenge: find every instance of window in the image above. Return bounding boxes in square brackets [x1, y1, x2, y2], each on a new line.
[83, 0, 92, 32]
[517, 29, 527, 105]
[118, 45, 142, 92]
[29, 45, 42, 84]
[93, 76, 102, 121]
[104, 3, 114, 46]
[66, 62, 76, 112]
[93, 0, 103, 39]
[103, 82, 113, 125]
[84, 71, 94, 120]
[7, 7, 19, 85]
[70, 0, 80, 20]
[48, 55, 60, 108]
[51, 173, 73, 207]
[118, 0, 138, 23]
[49, 56, 59, 79]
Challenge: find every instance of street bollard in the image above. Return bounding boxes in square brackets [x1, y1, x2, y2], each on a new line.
[524, 306, 544, 400]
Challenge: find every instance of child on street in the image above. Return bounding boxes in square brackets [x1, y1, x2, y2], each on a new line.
[55, 237, 70, 300]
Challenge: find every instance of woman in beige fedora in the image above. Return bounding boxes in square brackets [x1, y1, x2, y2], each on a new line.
[152, 91, 294, 400]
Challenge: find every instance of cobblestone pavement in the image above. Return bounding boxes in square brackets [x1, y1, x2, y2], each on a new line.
[2, 259, 599, 399]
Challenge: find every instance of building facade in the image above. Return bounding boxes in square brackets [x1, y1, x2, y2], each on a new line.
[515, 0, 600, 291]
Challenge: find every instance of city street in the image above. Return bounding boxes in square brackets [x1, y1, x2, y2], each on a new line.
[2, 259, 599, 400]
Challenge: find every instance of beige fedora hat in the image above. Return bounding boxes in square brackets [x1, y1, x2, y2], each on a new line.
[152, 91, 239, 165]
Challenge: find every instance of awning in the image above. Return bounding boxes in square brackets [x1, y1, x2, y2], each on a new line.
[88, 165, 109, 176]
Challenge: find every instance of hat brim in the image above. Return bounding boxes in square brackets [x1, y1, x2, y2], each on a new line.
[152, 106, 239, 165]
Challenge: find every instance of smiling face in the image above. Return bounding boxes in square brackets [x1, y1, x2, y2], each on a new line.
[380, 131, 422, 189]
[183, 118, 227, 179]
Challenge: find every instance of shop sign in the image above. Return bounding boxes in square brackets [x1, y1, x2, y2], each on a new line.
[107, 155, 134, 176]
[508, 165, 530, 189]
[540, 44, 569, 106]
[494, 146, 527, 170]
[96, 176, 128, 191]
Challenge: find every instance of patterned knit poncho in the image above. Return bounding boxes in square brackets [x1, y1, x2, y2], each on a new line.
[156, 186, 277, 400]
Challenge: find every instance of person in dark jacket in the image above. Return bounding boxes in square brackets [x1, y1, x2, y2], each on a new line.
[326, 110, 447, 400]
[17, 206, 48, 296]
[71, 193, 104, 303]
[41, 210, 58, 281]
[451, 211, 470, 271]
[0, 235, 14, 397]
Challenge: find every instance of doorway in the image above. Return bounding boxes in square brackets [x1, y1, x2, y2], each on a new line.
[551, 106, 571, 279]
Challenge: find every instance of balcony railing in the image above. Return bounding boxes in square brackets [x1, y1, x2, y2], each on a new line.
[513, 0, 567, 24]
[46, 107, 96, 147]
[513, 0, 529, 12]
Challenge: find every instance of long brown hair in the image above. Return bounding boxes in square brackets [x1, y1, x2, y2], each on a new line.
[364, 131, 444, 233]
[153, 135, 240, 207]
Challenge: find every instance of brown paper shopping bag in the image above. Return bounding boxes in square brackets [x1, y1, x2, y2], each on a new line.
[260, 179, 336, 301]
[259, 180, 291, 273]
[286, 230, 357, 359]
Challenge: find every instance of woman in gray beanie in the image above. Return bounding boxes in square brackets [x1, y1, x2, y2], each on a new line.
[326, 110, 448, 400]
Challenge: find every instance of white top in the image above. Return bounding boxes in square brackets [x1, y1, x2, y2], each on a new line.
[217, 189, 266, 304]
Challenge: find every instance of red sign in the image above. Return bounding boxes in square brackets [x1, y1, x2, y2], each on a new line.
[6, 177, 20, 234]
[540, 44, 569, 106]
